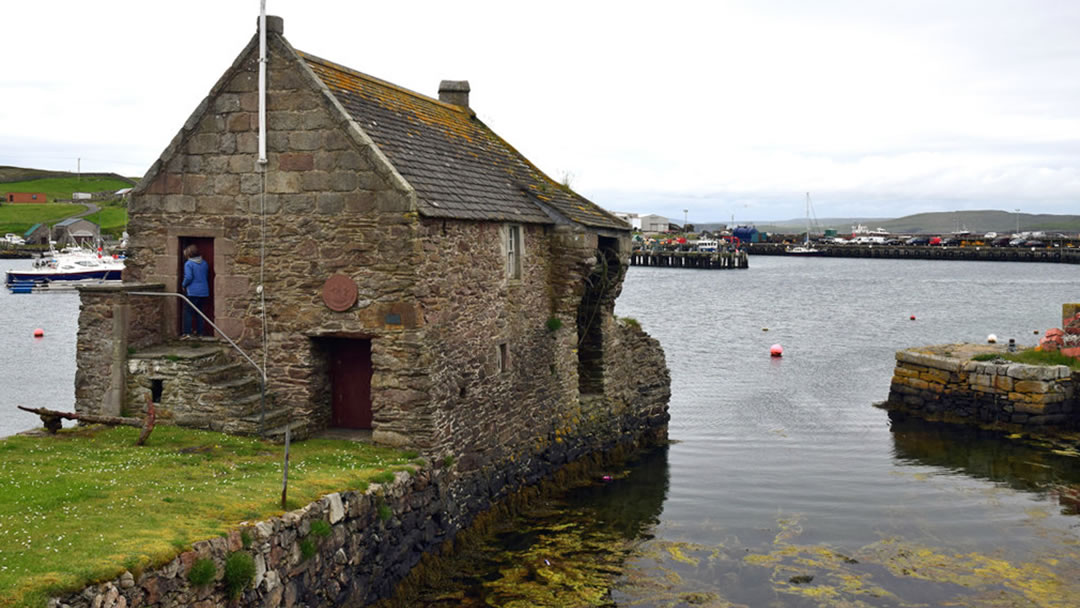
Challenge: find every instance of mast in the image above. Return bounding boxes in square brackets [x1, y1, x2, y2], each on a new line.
[805, 192, 811, 246]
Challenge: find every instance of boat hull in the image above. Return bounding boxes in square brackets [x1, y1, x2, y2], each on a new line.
[5, 267, 122, 286]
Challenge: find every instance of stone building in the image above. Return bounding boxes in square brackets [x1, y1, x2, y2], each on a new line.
[75, 16, 669, 465]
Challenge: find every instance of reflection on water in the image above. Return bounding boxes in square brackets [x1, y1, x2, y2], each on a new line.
[400, 448, 669, 607]
[890, 412, 1080, 515]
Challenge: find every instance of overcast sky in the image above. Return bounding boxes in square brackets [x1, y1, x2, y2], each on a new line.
[3, 1, 1078, 222]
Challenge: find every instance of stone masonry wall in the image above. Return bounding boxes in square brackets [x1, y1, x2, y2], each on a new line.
[54, 411, 667, 608]
[885, 347, 1079, 429]
[75, 284, 166, 417]
[417, 218, 574, 467]
[122, 32, 430, 440]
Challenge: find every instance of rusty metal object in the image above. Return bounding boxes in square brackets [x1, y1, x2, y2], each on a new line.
[322, 274, 358, 312]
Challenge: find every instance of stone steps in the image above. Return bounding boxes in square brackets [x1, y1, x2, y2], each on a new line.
[127, 342, 276, 437]
[198, 361, 250, 384]
[263, 420, 306, 441]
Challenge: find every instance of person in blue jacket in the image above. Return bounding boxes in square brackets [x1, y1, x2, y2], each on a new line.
[182, 244, 210, 338]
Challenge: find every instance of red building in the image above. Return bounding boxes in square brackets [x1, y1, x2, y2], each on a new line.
[5, 192, 48, 203]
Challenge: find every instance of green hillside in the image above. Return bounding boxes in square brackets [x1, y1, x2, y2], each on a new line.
[83, 205, 129, 237]
[1, 176, 133, 203]
[0, 204, 87, 235]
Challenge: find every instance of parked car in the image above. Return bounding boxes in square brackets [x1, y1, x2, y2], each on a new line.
[906, 236, 930, 246]
[1023, 240, 1045, 248]
[991, 237, 1013, 247]
[942, 237, 962, 246]
[1008, 237, 1027, 247]
[928, 237, 943, 246]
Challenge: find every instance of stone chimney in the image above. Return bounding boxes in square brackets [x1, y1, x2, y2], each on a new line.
[257, 14, 284, 35]
[438, 80, 470, 109]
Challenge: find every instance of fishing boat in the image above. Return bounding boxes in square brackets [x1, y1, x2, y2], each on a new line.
[786, 193, 821, 255]
[5, 246, 124, 292]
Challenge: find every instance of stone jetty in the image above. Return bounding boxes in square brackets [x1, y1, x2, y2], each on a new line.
[884, 344, 1078, 430]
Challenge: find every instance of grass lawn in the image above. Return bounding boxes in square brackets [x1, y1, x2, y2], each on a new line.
[81, 206, 128, 237]
[0, 204, 86, 236]
[0, 425, 418, 607]
[1, 177, 132, 204]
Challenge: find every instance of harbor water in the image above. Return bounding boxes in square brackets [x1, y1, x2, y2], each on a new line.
[3, 256, 1080, 605]
[399, 257, 1080, 607]
[0, 259, 80, 437]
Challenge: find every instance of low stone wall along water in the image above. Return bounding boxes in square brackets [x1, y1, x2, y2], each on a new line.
[884, 345, 1078, 429]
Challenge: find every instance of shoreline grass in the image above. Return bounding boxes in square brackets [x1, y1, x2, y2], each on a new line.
[0, 425, 416, 607]
[972, 349, 1080, 371]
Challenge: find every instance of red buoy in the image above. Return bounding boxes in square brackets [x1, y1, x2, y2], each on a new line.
[33, 328, 44, 338]
[910, 315, 916, 321]
[770, 344, 783, 357]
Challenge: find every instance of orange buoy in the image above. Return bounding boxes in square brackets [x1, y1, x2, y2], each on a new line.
[770, 344, 783, 357]
[33, 328, 44, 338]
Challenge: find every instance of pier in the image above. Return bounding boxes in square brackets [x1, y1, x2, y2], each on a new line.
[747, 243, 1080, 264]
[629, 250, 749, 269]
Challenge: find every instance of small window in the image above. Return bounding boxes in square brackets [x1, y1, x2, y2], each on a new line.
[150, 379, 164, 403]
[506, 225, 522, 279]
[497, 342, 510, 373]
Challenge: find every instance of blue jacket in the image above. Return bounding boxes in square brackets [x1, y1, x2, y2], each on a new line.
[183, 256, 210, 297]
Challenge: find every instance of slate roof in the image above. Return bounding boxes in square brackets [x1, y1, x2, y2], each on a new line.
[299, 51, 627, 231]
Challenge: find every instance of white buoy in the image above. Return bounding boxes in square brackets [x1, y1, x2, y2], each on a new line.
[770, 344, 783, 357]
[987, 334, 998, 344]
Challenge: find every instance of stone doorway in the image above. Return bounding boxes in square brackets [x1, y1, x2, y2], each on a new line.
[326, 338, 373, 430]
[577, 236, 621, 396]
[176, 236, 215, 336]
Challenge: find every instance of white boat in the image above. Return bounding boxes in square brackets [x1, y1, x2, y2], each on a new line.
[787, 193, 821, 255]
[6, 246, 124, 292]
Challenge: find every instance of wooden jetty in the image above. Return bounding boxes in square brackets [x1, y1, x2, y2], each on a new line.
[747, 243, 1080, 264]
[630, 250, 749, 269]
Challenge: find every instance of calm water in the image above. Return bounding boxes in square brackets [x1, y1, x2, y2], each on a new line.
[403, 257, 1080, 607]
[4, 256, 1080, 605]
[0, 259, 80, 437]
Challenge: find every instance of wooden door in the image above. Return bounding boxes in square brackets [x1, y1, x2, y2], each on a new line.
[331, 339, 373, 429]
[176, 236, 215, 336]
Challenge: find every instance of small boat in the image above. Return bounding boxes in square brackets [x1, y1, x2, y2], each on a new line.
[5, 246, 124, 291]
[786, 193, 821, 255]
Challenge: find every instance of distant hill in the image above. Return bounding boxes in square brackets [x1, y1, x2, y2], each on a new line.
[875, 210, 1080, 235]
[699, 210, 1080, 235]
[0, 165, 136, 186]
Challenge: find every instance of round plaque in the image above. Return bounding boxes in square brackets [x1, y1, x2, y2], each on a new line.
[322, 274, 358, 312]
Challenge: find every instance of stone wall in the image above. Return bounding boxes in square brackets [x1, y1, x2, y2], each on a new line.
[884, 346, 1079, 429]
[121, 32, 428, 440]
[75, 284, 166, 418]
[53, 416, 666, 608]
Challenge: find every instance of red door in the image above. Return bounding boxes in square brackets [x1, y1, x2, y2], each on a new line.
[331, 339, 373, 429]
[176, 237, 215, 336]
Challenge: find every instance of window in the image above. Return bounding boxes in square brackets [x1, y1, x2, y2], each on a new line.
[497, 342, 510, 373]
[506, 225, 522, 279]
